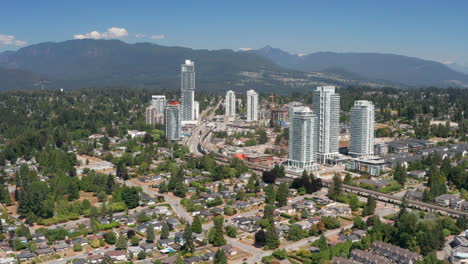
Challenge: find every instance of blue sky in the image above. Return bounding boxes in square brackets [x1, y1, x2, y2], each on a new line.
[1, 0, 467, 65]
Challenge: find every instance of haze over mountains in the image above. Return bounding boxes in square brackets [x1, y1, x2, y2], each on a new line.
[0, 39, 467, 91]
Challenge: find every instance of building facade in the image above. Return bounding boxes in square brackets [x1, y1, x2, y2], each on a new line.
[165, 101, 181, 141]
[146, 106, 163, 125]
[288, 106, 319, 172]
[194, 101, 200, 120]
[151, 95, 166, 113]
[349, 100, 375, 157]
[312, 86, 340, 163]
[181, 60, 195, 121]
[246, 89, 259, 121]
[225, 90, 236, 117]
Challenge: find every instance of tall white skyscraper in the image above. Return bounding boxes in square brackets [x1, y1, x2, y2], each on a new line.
[246, 89, 259, 121]
[225, 90, 236, 116]
[165, 101, 182, 141]
[181, 60, 195, 121]
[349, 100, 375, 157]
[288, 105, 318, 172]
[151, 95, 166, 113]
[312, 86, 340, 163]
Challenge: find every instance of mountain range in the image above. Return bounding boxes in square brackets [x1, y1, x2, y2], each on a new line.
[0, 39, 467, 91]
[247, 46, 468, 87]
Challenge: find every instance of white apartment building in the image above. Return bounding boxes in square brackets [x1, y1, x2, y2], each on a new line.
[225, 90, 236, 117]
[287, 105, 319, 172]
[312, 86, 340, 163]
[181, 60, 195, 121]
[246, 89, 259, 121]
[151, 95, 166, 113]
[349, 100, 375, 157]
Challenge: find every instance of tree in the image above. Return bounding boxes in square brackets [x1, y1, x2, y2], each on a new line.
[116, 161, 128, 180]
[272, 249, 288, 260]
[160, 222, 170, 239]
[362, 196, 376, 216]
[73, 243, 83, 252]
[146, 225, 155, 242]
[344, 173, 352, 184]
[105, 174, 115, 194]
[104, 231, 117, 244]
[287, 225, 303, 241]
[130, 236, 140, 246]
[348, 194, 360, 211]
[265, 184, 276, 204]
[67, 179, 80, 201]
[263, 204, 274, 221]
[254, 230, 266, 247]
[214, 249, 228, 264]
[276, 183, 290, 207]
[137, 251, 147, 260]
[90, 238, 100, 248]
[115, 235, 128, 250]
[225, 226, 237, 238]
[353, 216, 367, 230]
[181, 223, 195, 253]
[209, 216, 226, 246]
[264, 225, 280, 250]
[121, 186, 140, 209]
[173, 183, 187, 198]
[393, 163, 407, 185]
[159, 181, 168, 193]
[328, 173, 342, 200]
[191, 216, 202, 234]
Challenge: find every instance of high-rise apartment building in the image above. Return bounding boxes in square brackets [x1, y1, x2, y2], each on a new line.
[146, 106, 158, 125]
[349, 100, 375, 157]
[246, 89, 259, 121]
[165, 101, 181, 141]
[151, 95, 166, 113]
[225, 90, 236, 116]
[181, 60, 195, 121]
[312, 86, 340, 163]
[288, 105, 319, 172]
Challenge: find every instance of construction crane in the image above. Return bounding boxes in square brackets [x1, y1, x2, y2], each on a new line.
[268, 93, 275, 108]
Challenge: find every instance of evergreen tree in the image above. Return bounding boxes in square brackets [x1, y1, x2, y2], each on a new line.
[105, 174, 115, 194]
[393, 163, 407, 185]
[344, 173, 352, 185]
[191, 216, 202, 234]
[254, 230, 266, 246]
[276, 183, 289, 206]
[146, 225, 155, 242]
[264, 225, 280, 250]
[362, 196, 376, 216]
[263, 204, 274, 221]
[214, 249, 228, 264]
[328, 173, 342, 200]
[209, 216, 226, 246]
[104, 231, 117, 244]
[265, 184, 276, 204]
[115, 235, 128, 250]
[181, 224, 194, 253]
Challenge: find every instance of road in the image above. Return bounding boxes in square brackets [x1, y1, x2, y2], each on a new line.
[185, 100, 221, 156]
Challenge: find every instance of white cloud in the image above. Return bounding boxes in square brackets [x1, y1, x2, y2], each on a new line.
[0, 34, 27, 46]
[238, 48, 253, 51]
[135, 33, 146, 38]
[150, 34, 165, 40]
[73, 27, 129, 40]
